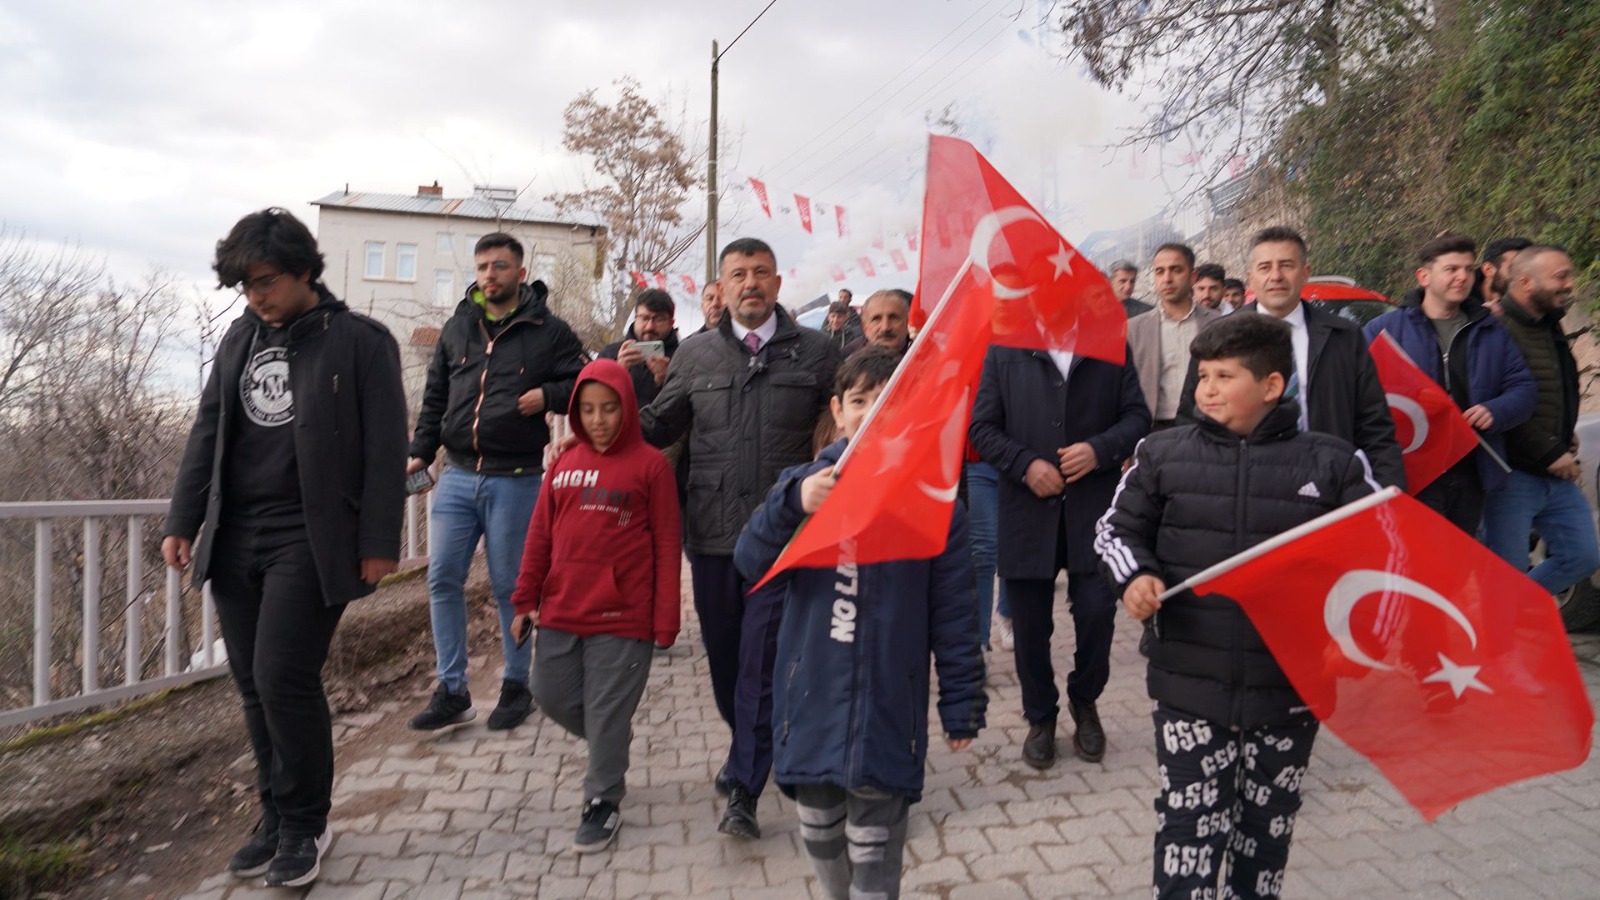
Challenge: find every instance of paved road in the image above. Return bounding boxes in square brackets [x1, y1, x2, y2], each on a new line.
[177, 576, 1600, 900]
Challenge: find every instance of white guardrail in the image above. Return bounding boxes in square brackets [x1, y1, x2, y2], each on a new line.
[0, 494, 430, 731]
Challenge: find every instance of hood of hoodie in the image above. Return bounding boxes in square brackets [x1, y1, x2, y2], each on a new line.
[455, 280, 552, 325]
[568, 358, 642, 454]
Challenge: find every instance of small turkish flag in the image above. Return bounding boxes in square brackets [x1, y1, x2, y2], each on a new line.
[749, 177, 771, 218]
[890, 249, 909, 272]
[629, 271, 649, 288]
[1183, 488, 1593, 821]
[753, 134, 1118, 586]
[858, 257, 876, 277]
[830, 265, 846, 282]
[680, 274, 697, 294]
[653, 272, 668, 289]
[914, 134, 1124, 362]
[1369, 332, 1479, 493]
[835, 205, 848, 238]
[795, 194, 813, 233]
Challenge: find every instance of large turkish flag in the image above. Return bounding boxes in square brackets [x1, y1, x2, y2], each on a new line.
[1369, 332, 1479, 493]
[1184, 488, 1593, 820]
[752, 135, 1119, 585]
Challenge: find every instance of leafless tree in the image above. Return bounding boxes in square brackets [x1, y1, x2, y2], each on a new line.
[549, 77, 704, 340]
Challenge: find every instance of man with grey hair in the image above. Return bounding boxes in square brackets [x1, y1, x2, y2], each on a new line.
[844, 289, 913, 356]
[1109, 259, 1153, 318]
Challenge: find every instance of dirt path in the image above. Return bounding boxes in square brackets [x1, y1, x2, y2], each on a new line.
[0, 561, 497, 900]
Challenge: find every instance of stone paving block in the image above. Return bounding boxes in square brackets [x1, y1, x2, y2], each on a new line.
[305, 882, 388, 900]
[338, 832, 409, 857]
[1299, 859, 1402, 896]
[378, 756, 441, 775]
[382, 880, 465, 900]
[358, 853, 435, 884]
[175, 891, 227, 900]
[339, 773, 405, 793]
[319, 853, 363, 882]
[902, 856, 971, 890]
[968, 846, 1048, 881]
[951, 877, 1030, 899]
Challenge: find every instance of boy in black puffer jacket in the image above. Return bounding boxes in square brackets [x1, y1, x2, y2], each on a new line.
[734, 347, 986, 900]
[1095, 314, 1379, 900]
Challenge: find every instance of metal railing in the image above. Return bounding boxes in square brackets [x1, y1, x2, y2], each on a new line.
[0, 493, 431, 731]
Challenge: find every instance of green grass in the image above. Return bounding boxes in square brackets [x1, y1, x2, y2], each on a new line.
[0, 834, 86, 899]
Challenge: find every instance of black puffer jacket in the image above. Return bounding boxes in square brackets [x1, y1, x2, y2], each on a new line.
[639, 306, 842, 554]
[1498, 296, 1580, 473]
[1094, 402, 1379, 728]
[409, 282, 588, 475]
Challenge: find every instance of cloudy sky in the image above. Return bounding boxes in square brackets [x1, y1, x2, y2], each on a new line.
[0, 0, 1207, 322]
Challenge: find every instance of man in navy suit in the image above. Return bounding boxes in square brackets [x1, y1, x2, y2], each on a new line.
[970, 342, 1150, 768]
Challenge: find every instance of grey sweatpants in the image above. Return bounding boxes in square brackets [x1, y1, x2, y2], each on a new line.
[794, 783, 911, 900]
[532, 629, 653, 804]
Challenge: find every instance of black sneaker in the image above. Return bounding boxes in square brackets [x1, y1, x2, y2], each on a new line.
[408, 684, 474, 731]
[717, 785, 760, 839]
[486, 679, 534, 731]
[263, 826, 331, 888]
[226, 816, 278, 878]
[573, 798, 621, 853]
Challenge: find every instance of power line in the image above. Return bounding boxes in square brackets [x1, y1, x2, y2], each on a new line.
[720, 0, 781, 60]
[761, 0, 1008, 180]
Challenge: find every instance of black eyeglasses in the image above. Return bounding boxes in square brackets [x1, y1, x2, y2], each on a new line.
[238, 272, 284, 296]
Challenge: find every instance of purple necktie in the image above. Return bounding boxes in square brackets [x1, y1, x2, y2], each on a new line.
[744, 331, 762, 354]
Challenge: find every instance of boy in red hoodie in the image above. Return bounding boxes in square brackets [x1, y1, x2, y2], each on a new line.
[510, 358, 681, 854]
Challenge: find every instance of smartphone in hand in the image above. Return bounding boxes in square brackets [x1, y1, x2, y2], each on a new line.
[634, 340, 664, 361]
[405, 468, 435, 495]
[514, 615, 534, 648]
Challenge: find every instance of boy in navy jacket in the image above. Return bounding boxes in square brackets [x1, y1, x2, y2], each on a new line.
[735, 347, 987, 900]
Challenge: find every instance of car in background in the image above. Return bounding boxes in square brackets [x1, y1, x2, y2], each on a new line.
[1301, 275, 1395, 326]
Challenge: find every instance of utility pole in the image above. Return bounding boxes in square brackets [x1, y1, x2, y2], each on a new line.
[707, 39, 719, 286]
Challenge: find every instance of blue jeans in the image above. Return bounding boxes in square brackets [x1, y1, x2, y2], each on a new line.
[964, 461, 1010, 645]
[1482, 469, 1600, 595]
[426, 465, 541, 692]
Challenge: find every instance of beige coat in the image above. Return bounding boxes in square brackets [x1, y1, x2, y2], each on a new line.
[1127, 302, 1222, 418]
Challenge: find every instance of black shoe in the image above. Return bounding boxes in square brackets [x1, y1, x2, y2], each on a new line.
[1069, 700, 1106, 762]
[226, 816, 278, 879]
[717, 785, 761, 839]
[1023, 717, 1058, 770]
[486, 679, 534, 731]
[263, 827, 331, 888]
[408, 684, 474, 731]
[574, 798, 622, 853]
[714, 765, 732, 798]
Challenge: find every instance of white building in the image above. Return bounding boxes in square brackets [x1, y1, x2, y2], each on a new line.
[311, 183, 605, 399]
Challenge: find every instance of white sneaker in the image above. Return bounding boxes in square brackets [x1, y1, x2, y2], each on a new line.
[997, 616, 1015, 651]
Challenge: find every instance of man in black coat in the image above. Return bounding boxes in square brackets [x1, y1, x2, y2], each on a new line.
[1177, 226, 1406, 490]
[598, 288, 680, 407]
[969, 343, 1151, 768]
[641, 238, 842, 839]
[162, 209, 407, 887]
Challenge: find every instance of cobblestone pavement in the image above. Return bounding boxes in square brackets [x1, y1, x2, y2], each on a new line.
[178, 576, 1600, 900]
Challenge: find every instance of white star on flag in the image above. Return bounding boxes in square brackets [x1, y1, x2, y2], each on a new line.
[1422, 652, 1493, 698]
[1049, 243, 1076, 280]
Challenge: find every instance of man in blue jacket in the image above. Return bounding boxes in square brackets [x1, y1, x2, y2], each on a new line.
[735, 347, 986, 900]
[1364, 233, 1536, 532]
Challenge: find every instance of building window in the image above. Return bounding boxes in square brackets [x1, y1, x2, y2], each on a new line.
[436, 233, 452, 254]
[533, 253, 556, 284]
[434, 270, 454, 306]
[396, 243, 418, 281]
[465, 235, 481, 258]
[364, 242, 385, 279]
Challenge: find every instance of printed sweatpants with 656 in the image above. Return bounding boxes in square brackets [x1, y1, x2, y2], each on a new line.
[1151, 702, 1319, 899]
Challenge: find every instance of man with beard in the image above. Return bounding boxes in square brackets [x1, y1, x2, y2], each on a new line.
[1192, 263, 1229, 312]
[162, 209, 407, 886]
[1127, 245, 1221, 428]
[1363, 234, 1535, 533]
[405, 233, 588, 734]
[641, 238, 842, 839]
[1479, 236, 1533, 316]
[600, 288, 679, 406]
[1481, 245, 1600, 595]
